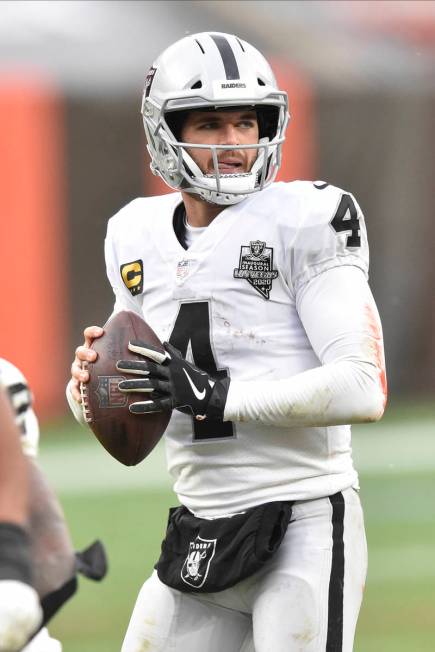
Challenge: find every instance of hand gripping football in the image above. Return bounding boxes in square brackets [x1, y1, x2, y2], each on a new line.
[80, 311, 171, 465]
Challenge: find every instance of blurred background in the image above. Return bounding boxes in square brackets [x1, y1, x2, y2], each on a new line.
[0, 1, 434, 651]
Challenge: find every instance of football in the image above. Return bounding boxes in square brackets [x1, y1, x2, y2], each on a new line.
[80, 310, 171, 466]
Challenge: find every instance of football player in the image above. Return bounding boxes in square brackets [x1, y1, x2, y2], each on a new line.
[67, 32, 387, 652]
[1, 359, 108, 652]
[0, 359, 65, 651]
[0, 375, 41, 650]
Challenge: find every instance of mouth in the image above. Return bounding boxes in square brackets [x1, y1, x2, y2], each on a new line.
[209, 157, 245, 174]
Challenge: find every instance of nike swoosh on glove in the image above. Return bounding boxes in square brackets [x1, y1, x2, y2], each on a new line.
[116, 341, 230, 420]
[0, 580, 42, 652]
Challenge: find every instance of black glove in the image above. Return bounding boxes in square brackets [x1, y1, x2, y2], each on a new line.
[117, 341, 229, 420]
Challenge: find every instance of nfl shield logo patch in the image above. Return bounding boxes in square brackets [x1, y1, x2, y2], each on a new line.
[95, 376, 128, 409]
[176, 258, 193, 282]
[175, 257, 200, 285]
[181, 536, 217, 589]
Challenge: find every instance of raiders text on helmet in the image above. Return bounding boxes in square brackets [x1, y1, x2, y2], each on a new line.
[141, 32, 289, 205]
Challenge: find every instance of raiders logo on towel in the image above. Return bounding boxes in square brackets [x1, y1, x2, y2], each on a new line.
[181, 536, 216, 589]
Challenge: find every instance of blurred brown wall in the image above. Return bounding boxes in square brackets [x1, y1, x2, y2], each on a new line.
[316, 89, 435, 395]
[65, 96, 144, 342]
[0, 78, 68, 419]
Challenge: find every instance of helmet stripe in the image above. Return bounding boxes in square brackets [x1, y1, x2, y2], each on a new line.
[210, 34, 240, 80]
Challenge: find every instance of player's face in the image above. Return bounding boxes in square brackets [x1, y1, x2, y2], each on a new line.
[180, 109, 259, 175]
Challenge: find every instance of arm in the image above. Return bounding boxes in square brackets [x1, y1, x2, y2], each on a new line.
[118, 266, 386, 428]
[0, 361, 75, 584]
[2, 360, 108, 648]
[27, 459, 75, 599]
[0, 387, 42, 651]
[67, 325, 104, 425]
[223, 185, 386, 427]
[224, 265, 387, 427]
[0, 386, 28, 524]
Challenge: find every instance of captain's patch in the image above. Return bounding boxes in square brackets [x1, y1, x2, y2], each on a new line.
[120, 259, 143, 296]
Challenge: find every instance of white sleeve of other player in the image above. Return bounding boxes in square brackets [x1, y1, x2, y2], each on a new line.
[0, 358, 40, 457]
[224, 265, 387, 427]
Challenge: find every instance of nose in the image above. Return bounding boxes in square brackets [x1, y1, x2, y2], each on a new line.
[219, 124, 239, 146]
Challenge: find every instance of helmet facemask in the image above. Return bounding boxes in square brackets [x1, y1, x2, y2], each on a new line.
[143, 99, 288, 206]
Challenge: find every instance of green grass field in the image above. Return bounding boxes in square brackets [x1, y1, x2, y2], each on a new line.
[39, 402, 435, 651]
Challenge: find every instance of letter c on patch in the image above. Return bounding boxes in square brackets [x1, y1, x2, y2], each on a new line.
[120, 259, 143, 296]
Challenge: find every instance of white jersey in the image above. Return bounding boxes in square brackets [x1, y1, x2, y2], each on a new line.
[104, 181, 383, 516]
[0, 358, 39, 458]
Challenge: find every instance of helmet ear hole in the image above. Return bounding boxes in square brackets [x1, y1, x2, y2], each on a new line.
[191, 80, 202, 89]
[257, 78, 266, 86]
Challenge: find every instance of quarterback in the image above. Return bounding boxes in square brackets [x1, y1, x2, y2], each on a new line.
[68, 32, 387, 652]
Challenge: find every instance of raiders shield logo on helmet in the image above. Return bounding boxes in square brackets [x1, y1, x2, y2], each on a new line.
[144, 66, 157, 98]
[181, 536, 216, 589]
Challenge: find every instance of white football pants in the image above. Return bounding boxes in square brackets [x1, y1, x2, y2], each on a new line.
[121, 488, 367, 652]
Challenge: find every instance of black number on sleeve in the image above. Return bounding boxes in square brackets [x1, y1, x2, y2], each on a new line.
[330, 193, 361, 247]
[169, 301, 235, 442]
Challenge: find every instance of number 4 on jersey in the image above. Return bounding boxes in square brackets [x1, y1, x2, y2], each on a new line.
[169, 301, 234, 442]
[330, 193, 361, 247]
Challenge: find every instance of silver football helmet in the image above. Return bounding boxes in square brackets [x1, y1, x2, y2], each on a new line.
[141, 32, 289, 205]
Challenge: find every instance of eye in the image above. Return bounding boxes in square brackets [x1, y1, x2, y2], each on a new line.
[198, 121, 220, 130]
[238, 119, 257, 129]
